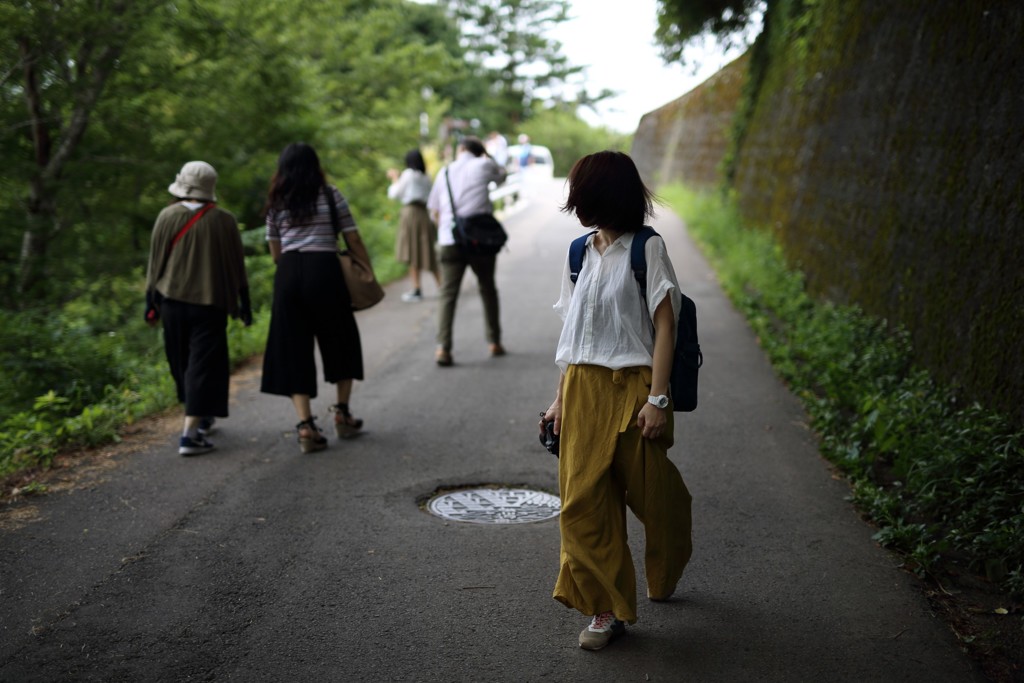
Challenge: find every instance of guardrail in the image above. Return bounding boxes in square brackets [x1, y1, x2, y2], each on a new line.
[489, 172, 521, 212]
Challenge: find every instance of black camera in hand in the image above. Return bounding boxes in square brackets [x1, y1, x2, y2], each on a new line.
[539, 412, 559, 458]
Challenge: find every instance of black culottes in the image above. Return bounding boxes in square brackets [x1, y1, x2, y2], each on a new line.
[261, 251, 364, 398]
[160, 299, 230, 417]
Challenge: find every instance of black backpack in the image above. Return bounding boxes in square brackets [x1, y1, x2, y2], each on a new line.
[568, 226, 703, 412]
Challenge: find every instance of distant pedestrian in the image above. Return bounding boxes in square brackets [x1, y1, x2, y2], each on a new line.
[540, 151, 693, 651]
[260, 143, 367, 453]
[517, 133, 532, 170]
[485, 131, 509, 167]
[387, 149, 439, 303]
[145, 161, 252, 456]
[427, 136, 508, 366]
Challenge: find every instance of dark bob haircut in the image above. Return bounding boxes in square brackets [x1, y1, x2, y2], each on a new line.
[405, 149, 426, 173]
[460, 136, 486, 157]
[560, 151, 655, 232]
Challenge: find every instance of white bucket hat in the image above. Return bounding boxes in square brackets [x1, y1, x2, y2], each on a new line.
[168, 161, 218, 201]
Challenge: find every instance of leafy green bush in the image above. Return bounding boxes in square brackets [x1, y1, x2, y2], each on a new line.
[662, 183, 1024, 597]
[0, 237, 407, 479]
[0, 253, 278, 477]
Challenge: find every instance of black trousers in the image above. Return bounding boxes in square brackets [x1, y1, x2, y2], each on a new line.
[160, 299, 230, 417]
[261, 251, 364, 398]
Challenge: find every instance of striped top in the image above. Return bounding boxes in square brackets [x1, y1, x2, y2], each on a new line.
[266, 185, 357, 253]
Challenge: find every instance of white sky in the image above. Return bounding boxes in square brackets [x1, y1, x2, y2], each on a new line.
[551, 0, 751, 133]
[411, 0, 754, 134]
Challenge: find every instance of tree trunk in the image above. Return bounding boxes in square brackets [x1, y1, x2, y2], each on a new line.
[17, 175, 58, 299]
[14, 26, 124, 299]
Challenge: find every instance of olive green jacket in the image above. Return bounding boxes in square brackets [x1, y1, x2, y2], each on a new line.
[146, 203, 248, 316]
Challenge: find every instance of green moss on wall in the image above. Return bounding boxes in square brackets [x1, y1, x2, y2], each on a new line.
[633, 0, 1024, 427]
[730, 0, 1024, 426]
[631, 53, 748, 189]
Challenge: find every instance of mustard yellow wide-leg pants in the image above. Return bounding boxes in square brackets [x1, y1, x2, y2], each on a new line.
[553, 364, 693, 624]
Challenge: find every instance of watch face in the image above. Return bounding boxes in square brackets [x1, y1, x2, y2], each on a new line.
[650, 395, 669, 408]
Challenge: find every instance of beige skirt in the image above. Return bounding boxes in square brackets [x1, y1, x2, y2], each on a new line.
[395, 203, 438, 273]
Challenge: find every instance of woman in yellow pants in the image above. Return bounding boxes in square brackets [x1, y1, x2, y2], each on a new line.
[542, 151, 693, 651]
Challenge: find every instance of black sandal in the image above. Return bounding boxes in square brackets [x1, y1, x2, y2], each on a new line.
[296, 417, 328, 453]
[331, 403, 364, 439]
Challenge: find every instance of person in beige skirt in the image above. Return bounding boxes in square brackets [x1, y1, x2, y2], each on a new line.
[388, 149, 439, 302]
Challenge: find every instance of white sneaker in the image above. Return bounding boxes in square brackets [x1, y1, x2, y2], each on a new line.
[401, 290, 422, 303]
[578, 611, 625, 650]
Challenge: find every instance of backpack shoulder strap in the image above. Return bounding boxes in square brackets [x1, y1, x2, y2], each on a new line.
[568, 230, 597, 284]
[630, 225, 658, 300]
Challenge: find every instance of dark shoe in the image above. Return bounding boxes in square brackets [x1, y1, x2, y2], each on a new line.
[489, 343, 506, 357]
[436, 348, 453, 367]
[179, 435, 215, 456]
[331, 403, 364, 439]
[197, 416, 216, 436]
[297, 417, 328, 453]
[578, 612, 625, 651]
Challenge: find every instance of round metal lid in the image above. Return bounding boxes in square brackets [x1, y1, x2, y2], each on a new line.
[427, 487, 561, 524]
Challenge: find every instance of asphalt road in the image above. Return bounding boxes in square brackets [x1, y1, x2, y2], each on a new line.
[0, 177, 984, 682]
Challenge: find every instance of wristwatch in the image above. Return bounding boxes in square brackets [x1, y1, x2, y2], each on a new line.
[647, 394, 669, 409]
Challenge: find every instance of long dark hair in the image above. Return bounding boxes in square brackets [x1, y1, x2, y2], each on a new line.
[561, 151, 655, 232]
[405, 149, 426, 173]
[266, 142, 326, 223]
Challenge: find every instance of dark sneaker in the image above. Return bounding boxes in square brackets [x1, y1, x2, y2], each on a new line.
[578, 612, 625, 651]
[179, 435, 215, 456]
[197, 416, 216, 436]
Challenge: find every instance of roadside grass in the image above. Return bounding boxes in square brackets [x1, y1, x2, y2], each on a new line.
[0, 254, 274, 477]
[0, 225, 406, 481]
[660, 184, 1024, 602]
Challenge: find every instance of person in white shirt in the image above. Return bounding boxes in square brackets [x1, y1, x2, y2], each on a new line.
[485, 131, 508, 167]
[541, 151, 693, 651]
[387, 149, 439, 302]
[426, 136, 508, 366]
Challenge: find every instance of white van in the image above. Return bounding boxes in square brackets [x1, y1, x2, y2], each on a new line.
[506, 144, 554, 178]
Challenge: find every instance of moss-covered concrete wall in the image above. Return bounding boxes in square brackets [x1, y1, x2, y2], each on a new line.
[635, 1, 1024, 426]
[632, 54, 748, 189]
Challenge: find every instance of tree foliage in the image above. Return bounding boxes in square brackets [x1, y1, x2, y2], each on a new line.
[2, 0, 167, 298]
[518, 107, 630, 177]
[656, 0, 764, 62]
[0, 0, 609, 476]
[0, 0, 464, 307]
[1, 0, 589, 310]
[446, 0, 581, 130]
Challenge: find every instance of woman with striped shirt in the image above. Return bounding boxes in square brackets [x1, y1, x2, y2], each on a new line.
[261, 143, 368, 452]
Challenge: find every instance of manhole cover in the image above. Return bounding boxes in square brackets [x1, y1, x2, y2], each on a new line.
[427, 487, 561, 525]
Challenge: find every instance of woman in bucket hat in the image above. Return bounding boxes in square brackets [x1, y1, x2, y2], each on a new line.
[260, 143, 368, 453]
[145, 161, 252, 456]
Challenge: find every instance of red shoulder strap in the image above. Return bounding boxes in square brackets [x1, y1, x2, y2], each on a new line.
[169, 203, 216, 251]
